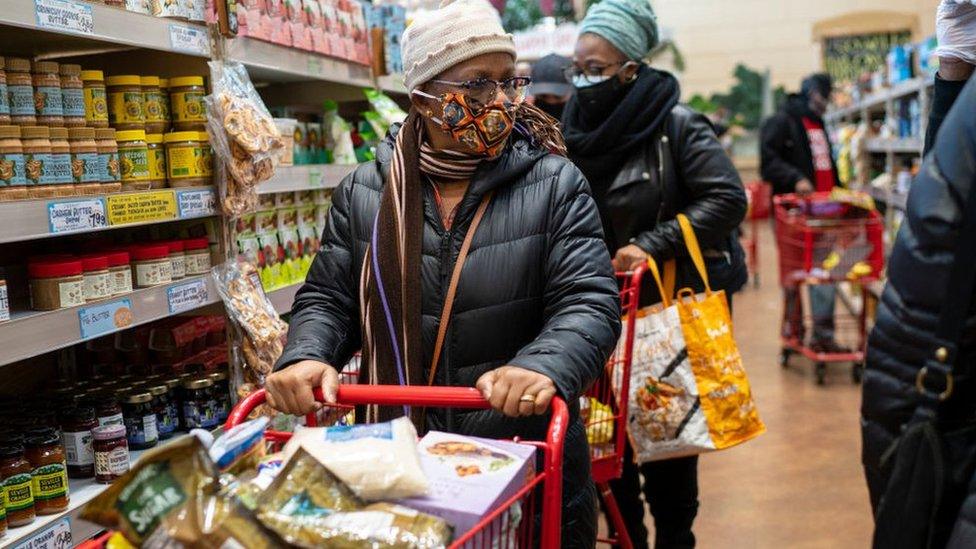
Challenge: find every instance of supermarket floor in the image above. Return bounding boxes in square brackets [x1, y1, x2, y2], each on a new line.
[636, 223, 874, 548]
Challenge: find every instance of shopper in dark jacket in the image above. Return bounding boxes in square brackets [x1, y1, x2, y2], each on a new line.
[561, 1, 747, 547]
[265, 1, 620, 546]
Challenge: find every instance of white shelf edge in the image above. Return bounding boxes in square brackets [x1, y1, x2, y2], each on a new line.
[226, 36, 373, 86]
[0, 186, 217, 245]
[0, 1, 210, 57]
[864, 137, 923, 155]
[825, 77, 934, 124]
[0, 274, 219, 368]
[257, 164, 355, 195]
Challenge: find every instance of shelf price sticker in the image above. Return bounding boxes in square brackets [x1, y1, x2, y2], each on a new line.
[169, 23, 210, 56]
[48, 198, 108, 234]
[107, 190, 177, 226]
[308, 167, 324, 188]
[176, 188, 217, 218]
[79, 298, 133, 341]
[167, 278, 209, 314]
[12, 516, 72, 549]
[34, 0, 94, 36]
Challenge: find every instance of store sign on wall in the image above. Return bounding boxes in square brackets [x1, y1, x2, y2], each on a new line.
[167, 278, 209, 314]
[176, 188, 217, 218]
[12, 516, 72, 549]
[169, 23, 210, 56]
[79, 298, 133, 340]
[106, 190, 178, 225]
[34, 0, 94, 36]
[48, 198, 108, 233]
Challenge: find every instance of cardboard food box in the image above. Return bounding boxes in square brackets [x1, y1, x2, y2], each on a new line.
[399, 431, 536, 537]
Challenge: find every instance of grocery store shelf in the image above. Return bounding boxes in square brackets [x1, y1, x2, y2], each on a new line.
[227, 36, 372, 85]
[0, 275, 218, 368]
[865, 136, 923, 155]
[258, 164, 356, 194]
[267, 282, 301, 314]
[0, 0, 210, 58]
[377, 74, 408, 95]
[825, 77, 933, 123]
[0, 186, 217, 244]
[868, 185, 908, 211]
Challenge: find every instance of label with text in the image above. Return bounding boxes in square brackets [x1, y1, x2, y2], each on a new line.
[176, 188, 217, 218]
[48, 198, 108, 234]
[167, 278, 209, 314]
[169, 23, 210, 56]
[13, 516, 72, 549]
[107, 190, 177, 226]
[79, 298, 133, 340]
[35, 0, 94, 36]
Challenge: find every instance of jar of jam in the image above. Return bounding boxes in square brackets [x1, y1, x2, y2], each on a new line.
[48, 127, 73, 197]
[141, 77, 166, 134]
[181, 378, 216, 429]
[95, 127, 121, 192]
[21, 125, 51, 198]
[6, 58, 36, 126]
[106, 75, 144, 130]
[92, 424, 128, 484]
[208, 371, 231, 423]
[121, 392, 157, 450]
[81, 70, 108, 128]
[0, 444, 34, 527]
[61, 406, 97, 478]
[116, 129, 150, 191]
[145, 384, 175, 439]
[146, 133, 166, 189]
[169, 77, 206, 131]
[164, 378, 182, 429]
[0, 125, 26, 201]
[24, 432, 68, 515]
[60, 64, 85, 127]
[68, 127, 102, 195]
[31, 61, 64, 127]
[89, 393, 123, 427]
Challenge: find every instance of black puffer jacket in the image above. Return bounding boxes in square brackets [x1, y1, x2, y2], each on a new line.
[276, 127, 621, 544]
[760, 94, 840, 195]
[862, 78, 976, 511]
[599, 105, 748, 305]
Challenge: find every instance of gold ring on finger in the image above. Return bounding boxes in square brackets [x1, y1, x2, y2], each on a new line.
[519, 394, 536, 403]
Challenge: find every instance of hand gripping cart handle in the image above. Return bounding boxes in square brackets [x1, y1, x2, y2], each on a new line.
[226, 384, 570, 548]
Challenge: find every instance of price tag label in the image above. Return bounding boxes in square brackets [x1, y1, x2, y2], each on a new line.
[48, 198, 108, 234]
[78, 298, 132, 341]
[13, 516, 72, 549]
[106, 190, 177, 226]
[34, 0, 94, 36]
[169, 23, 210, 56]
[176, 188, 217, 218]
[167, 278, 210, 314]
[308, 167, 323, 189]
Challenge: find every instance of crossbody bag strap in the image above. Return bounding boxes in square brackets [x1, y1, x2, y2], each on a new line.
[427, 191, 494, 386]
[917, 174, 976, 409]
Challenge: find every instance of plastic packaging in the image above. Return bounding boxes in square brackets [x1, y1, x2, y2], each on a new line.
[208, 416, 268, 473]
[324, 99, 357, 164]
[281, 417, 428, 501]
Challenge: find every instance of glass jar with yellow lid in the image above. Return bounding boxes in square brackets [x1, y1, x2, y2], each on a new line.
[141, 76, 167, 134]
[158, 78, 171, 132]
[145, 133, 166, 189]
[106, 75, 145, 131]
[169, 76, 206, 131]
[116, 130, 150, 191]
[81, 70, 108, 128]
[164, 131, 210, 187]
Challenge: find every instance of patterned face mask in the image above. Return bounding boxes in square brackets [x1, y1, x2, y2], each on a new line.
[413, 90, 515, 157]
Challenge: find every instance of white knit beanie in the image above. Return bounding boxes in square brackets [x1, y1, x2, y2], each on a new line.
[402, 0, 517, 91]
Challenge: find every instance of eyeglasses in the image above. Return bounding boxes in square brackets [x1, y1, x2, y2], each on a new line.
[428, 76, 532, 112]
[564, 62, 626, 84]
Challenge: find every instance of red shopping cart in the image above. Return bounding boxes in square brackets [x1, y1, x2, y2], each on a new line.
[226, 384, 570, 548]
[741, 181, 772, 288]
[773, 193, 884, 384]
[585, 265, 646, 549]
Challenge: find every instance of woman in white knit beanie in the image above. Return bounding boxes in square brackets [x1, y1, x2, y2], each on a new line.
[266, 1, 617, 547]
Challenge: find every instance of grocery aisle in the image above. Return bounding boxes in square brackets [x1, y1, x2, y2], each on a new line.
[692, 223, 873, 548]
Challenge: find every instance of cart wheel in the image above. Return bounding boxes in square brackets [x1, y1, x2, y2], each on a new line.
[852, 363, 864, 384]
[779, 349, 792, 369]
[815, 363, 827, 385]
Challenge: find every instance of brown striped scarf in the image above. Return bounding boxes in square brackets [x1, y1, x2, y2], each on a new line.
[359, 104, 564, 424]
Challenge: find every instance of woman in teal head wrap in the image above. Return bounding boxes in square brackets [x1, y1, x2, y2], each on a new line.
[562, 1, 749, 548]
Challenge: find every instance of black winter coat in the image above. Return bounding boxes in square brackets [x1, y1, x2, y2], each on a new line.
[862, 78, 976, 512]
[276, 128, 622, 543]
[597, 105, 748, 305]
[760, 94, 840, 196]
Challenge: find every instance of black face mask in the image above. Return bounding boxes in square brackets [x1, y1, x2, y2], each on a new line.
[576, 75, 631, 125]
[535, 99, 566, 121]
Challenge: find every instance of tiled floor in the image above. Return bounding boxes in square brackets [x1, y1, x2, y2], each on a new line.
[622, 223, 875, 548]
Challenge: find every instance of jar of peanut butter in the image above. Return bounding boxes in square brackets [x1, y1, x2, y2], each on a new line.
[106, 75, 145, 131]
[48, 127, 74, 197]
[31, 61, 63, 127]
[59, 64, 85, 128]
[0, 57, 10, 125]
[22, 126, 53, 198]
[96, 128, 121, 193]
[7, 58, 36, 126]
[141, 76, 166, 135]
[81, 70, 108, 128]
[68, 127, 101, 195]
[0, 125, 27, 201]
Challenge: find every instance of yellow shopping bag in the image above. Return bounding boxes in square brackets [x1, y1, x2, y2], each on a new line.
[624, 214, 764, 462]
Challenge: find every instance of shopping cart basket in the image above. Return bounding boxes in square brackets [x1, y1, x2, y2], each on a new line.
[583, 265, 646, 549]
[227, 384, 569, 548]
[773, 193, 884, 384]
[741, 181, 772, 288]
